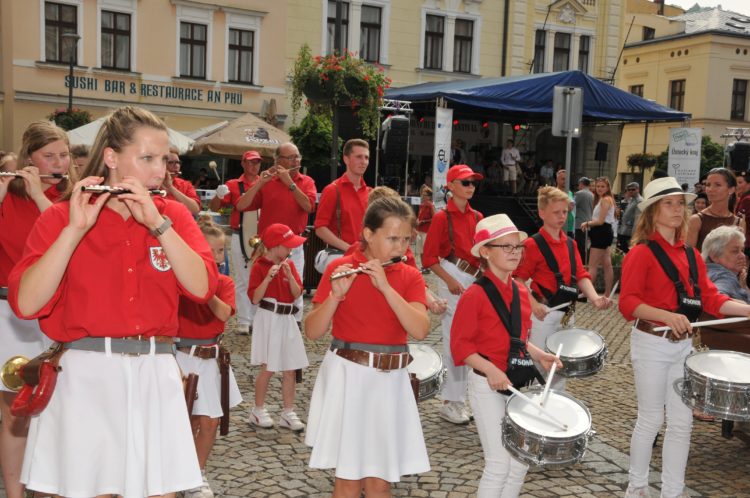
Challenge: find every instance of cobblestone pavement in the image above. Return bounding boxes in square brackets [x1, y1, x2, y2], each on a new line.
[2, 278, 750, 498]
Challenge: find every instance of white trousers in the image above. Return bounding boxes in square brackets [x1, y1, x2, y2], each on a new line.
[468, 371, 528, 497]
[437, 259, 476, 403]
[629, 327, 692, 498]
[288, 245, 304, 322]
[528, 310, 570, 392]
[230, 233, 255, 327]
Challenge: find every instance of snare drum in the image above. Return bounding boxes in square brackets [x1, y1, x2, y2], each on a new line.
[406, 344, 445, 401]
[674, 350, 750, 421]
[545, 328, 608, 378]
[502, 387, 594, 469]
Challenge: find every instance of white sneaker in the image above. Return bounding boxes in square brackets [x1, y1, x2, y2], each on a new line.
[439, 401, 471, 425]
[249, 407, 274, 428]
[184, 474, 214, 498]
[279, 410, 305, 431]
[625, 485, 652, 498]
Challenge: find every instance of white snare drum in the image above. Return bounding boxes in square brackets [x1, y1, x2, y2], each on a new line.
[545, 328, 608, 378]
[502, 387, 594, 468]
[407, 344, 445, 401]
[674, 350, 750, 422]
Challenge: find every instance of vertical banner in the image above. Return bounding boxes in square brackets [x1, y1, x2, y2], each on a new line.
[432, 107, 453, 209]
[668, 128, 702, 191]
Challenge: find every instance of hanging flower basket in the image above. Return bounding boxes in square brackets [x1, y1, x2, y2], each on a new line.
[626, 152, 658, 172]
[48, 107, 92, 131]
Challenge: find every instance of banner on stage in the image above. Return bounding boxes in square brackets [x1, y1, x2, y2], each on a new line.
[432, 107, 453, 209]
[668, 128, 702, 191]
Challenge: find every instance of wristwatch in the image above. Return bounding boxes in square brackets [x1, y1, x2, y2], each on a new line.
[150, 216, 172, 237]
[288, 183, 298, 192]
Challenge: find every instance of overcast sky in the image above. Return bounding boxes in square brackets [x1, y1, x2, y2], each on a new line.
[667, 0, 750, 16]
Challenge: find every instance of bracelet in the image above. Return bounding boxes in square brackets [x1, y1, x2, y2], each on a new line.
[329, 291, 346, 302]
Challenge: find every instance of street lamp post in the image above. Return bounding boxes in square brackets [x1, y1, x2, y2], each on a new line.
[62, 33, 81, 113]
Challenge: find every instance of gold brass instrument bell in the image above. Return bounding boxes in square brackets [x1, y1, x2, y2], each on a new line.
[1, 355, 30, 392]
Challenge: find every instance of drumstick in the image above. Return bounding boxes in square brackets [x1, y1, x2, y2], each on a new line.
[653, 316, 750, 333]
[541, 344, 563, 407]
[506, 385, 568, 431]
[208, 161, 221, 181]
[608, 280, 619, 299]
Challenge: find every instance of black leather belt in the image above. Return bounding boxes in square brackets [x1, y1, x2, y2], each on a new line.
[259, 300, 299, 315]
[0, 287, 7, 300]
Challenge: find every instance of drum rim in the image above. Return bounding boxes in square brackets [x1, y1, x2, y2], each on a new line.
[544, 329, 605, 359]
[684, 350, 750, 386]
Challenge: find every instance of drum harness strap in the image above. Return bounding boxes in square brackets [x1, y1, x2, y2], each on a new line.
[476, 276, 545, 395]
[646, 241, 702, 323]
[445, 208, 482, 277]
[532, 233, 578, 324]
[237, 181, 250, 266]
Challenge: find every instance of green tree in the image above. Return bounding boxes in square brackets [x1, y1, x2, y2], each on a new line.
[289, 113, 339, 175]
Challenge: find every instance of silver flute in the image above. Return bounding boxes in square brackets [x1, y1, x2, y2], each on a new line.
[0, 172, 68, 179]
[261, 166, 301, 178]
[329, 256, 407, 281]
[81, 185, 167, 197]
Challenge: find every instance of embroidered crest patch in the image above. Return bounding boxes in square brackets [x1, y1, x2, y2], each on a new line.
[149, 246, 171, 272]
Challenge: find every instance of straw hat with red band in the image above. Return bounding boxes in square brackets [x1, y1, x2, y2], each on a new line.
[242, 150, 262, 162]
[261, 223, 306, 249]
[637, 176, 696, 212]
[471, 214, 527, 257]
[447, 164, 484, 183]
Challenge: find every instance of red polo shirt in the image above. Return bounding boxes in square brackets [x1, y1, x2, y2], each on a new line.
[619, 231, 729, 322]
[417, 200, 435, 234]
[216, 174, 259, 230]
[451, 271, 532, 370]
[0, 186, 62, 286]
[178, 274, 236, 340]
[248, 256, 303, 303]
[313, 249, 427, 345]
[514, 228, 591, 298]
[8, 199, 219, 341]
[422, 198, 483, 269]
[165, 177, 201, 207]
[314, 174, 370, 245]
[249, 173, 317, 235]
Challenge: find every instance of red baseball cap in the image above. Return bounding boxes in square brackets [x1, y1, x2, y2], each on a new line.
[447, 164, 484, 182]
[261, 223, 306, 249]
[242, 150, 262, 162]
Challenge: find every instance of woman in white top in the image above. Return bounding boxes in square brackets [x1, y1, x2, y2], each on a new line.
[581, 177, 616, 296]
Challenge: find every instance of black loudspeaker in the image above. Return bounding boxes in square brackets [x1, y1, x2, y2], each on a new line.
[382, 116, 409, 165]
[595, 142, 608, 162]
[728, 142, 750, 171]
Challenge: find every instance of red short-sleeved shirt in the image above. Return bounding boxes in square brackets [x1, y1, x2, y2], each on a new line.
[248, 256, 303, 303]
[8, 199, 219, 341]
[619, 231, 729, 322]
[417, 200, 435, 234]
[216, 175, 258, 229]
[313, 249, 427, 345]
[451, 271, 532, 370]
[0, 187, 62, 286]
[178, 274, 236, 340]
[249, 173, 317, 235]
[422, 199, 483, 268]
[314, 174, 370, 245]
[514, 228, 591, 297]
[166, 177, 201, 207]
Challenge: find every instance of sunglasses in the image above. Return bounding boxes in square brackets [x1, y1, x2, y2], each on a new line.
[484, 243, 525, 253]
[627, 188, 636, 191]
[456, 179, 480, 187]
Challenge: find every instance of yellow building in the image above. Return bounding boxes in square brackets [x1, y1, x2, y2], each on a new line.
[615, 1, 750, 190]
[0, 0, 289, 152]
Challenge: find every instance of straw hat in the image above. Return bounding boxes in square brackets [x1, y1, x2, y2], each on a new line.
[470, 214, 527, 257]
[637, 176, 696, 212]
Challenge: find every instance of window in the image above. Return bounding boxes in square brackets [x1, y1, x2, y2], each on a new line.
[424, 15, 444, 70]
[180, 22, 207, 78]
[533, 30, 546, 73]
[578, 35, 590, 73]
[553, 32, 571, 72]
[669, 79, 686, 111]
[228, 28, 254, 84]
[45, 2, 78, 63]
[101, 10, 131, 70]
[327, 1, 349, 54]
[732, 79, 748, 121]
[453, 19, 473, 73]
[643, 26, 655, 41]
[360, 5, 381, 62]
[630, 84, 644, 98]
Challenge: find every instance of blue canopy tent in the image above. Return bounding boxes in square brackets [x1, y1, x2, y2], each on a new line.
[385, 70, 690, 123]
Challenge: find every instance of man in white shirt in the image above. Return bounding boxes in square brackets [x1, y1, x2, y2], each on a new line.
[500, 139, 521, 194]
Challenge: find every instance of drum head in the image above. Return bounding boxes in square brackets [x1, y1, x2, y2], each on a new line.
[407, 344, 442, 381]
[506, 388, 591, 438]
[545, 329, 604, 359]
[686, 351, 750, 384]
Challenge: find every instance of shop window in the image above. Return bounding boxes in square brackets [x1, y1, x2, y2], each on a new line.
[101, 10, 131, 70]
[45, 2, 78, 63]
[228, 28, 254, 84]
[180, 22, 207, 79]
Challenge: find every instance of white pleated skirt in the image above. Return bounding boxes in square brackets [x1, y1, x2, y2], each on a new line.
[176, 349, 243, 418]
[0, 300, 52, 393]
[250, 303, 309, 372]
[21, 348, 202, 498]
[305, 350, 431, 482]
